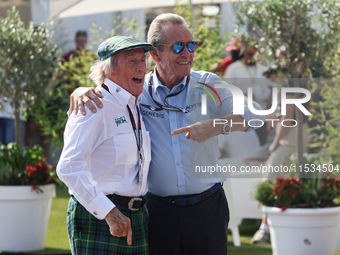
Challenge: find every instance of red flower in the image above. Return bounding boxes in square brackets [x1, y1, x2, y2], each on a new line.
[24, 159, 56, 191]
[278, 191, 284, 198]
[36, 162, 49, 171]
[25, 164, 37, 174]
[281, 206, 287, 212]
[291, 177, 297, 182]
[335, 179, 340, 190]
[277, 177, 284, 183]
[291, 190, 297, 197]
[36, 162, 44, 168]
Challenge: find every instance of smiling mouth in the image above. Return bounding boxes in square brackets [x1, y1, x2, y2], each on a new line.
[132, 77, 143, 83]
[177, 62, 189, 65]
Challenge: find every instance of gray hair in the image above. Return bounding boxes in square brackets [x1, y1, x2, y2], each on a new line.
[89, 55, 117, 86]
[147, 13, 190, 51]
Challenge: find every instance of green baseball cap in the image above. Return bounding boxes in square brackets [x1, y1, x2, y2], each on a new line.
[97, 36, 156, 61]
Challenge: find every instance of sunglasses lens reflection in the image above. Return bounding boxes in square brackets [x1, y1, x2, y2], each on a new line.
[173, 43, 185, 54]
[188, 41, 198, 52]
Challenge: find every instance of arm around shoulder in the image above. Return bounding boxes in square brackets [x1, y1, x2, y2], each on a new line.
[70, 86, 104, 116]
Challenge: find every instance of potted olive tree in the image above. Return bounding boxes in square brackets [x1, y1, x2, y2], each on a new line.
[235, 0, 340, 170]
[236, 1, 340, 254]
[0, 7, 60, 252]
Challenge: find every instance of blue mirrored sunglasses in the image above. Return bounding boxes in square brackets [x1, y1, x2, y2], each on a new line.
[172, 41, 199, 54]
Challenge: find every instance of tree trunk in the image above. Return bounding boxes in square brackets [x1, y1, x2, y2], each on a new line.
[296, 109, 304, 178]
[292, 77, 305, 178]
[13, 89, 22, 149]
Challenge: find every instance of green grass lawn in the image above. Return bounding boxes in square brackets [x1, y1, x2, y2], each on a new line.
[42, 203, 273, 255]
[3, 183, 340, 255]
[42, 197, 70, 254]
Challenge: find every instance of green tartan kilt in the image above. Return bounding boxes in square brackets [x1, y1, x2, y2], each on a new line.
[67, 196, 149, 255]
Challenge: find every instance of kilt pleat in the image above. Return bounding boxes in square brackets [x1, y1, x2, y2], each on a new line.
[67, 196, 148, 255]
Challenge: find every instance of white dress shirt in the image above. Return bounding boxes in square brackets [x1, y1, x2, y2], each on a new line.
[57, 78, 151, 220]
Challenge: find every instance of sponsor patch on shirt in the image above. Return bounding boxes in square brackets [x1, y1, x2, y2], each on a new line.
[141, 110, 164, 118]
[115, 116, 127, 126]
[185, 102, 201, 111]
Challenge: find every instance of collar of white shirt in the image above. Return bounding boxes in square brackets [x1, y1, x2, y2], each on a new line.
[103, 78, 141, 107]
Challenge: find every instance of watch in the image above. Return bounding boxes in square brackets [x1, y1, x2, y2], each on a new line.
[221, 119, 231, 135]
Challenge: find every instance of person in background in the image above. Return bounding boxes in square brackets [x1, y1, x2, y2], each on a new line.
[57, 36, 155, 254]
[251, 60, 311, 244]
[0, 96, 25, 145]
[62, 30, 88, 62]
[212, 39, 243, 76]
[67, 13, 266, 255]
[225, 44, 274, 145]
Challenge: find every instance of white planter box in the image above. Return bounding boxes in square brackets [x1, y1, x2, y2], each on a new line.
[263, 206, 340, 255]
[0, 184, 56, 252]
[335, 213, 340, 251]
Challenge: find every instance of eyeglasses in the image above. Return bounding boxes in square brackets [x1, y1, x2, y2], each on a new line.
[172, 41, 198, 54]
[158, 41, 199, 54]
[157, 41, 199, 54]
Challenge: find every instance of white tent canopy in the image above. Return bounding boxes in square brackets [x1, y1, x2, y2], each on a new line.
[26, 0, 244, 57]
[50, 0, 242, 19]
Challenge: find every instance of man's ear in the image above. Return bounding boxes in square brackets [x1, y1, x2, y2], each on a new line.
[105, 70, 116, 81]
[149, 50, 161, 63]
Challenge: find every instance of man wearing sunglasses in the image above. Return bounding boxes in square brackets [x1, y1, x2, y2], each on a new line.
[69, 13, 264, 255]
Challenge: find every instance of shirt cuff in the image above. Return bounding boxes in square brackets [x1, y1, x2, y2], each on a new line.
[86, 192, 115, 220]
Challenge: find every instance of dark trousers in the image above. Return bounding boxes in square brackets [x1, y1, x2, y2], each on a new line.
[146, 188, 229, 255]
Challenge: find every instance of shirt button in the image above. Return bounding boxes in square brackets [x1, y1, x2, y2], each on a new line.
[174, 140, 178, 144]
[171, 118, 175, 122]
[176, 162, 180, 166]
[93, 212, 98, 216]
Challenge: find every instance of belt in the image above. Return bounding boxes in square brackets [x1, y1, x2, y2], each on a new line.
[146, 183, 222, 206]
[107, 194, 146, 211]
[71, 194, 146, 211]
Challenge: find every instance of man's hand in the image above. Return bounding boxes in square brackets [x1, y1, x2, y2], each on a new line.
[105, 207, 132, 245]
[70, 87, 103, 116]
[171, 119, 221, 143]
[171, 115, 249, 143]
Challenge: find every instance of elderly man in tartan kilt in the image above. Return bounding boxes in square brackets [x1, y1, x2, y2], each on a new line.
[57, 36, 155, 254]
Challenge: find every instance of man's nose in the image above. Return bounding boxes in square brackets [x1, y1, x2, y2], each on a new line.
[180, 45, 191, 57]
[137, 61, 146, 72]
